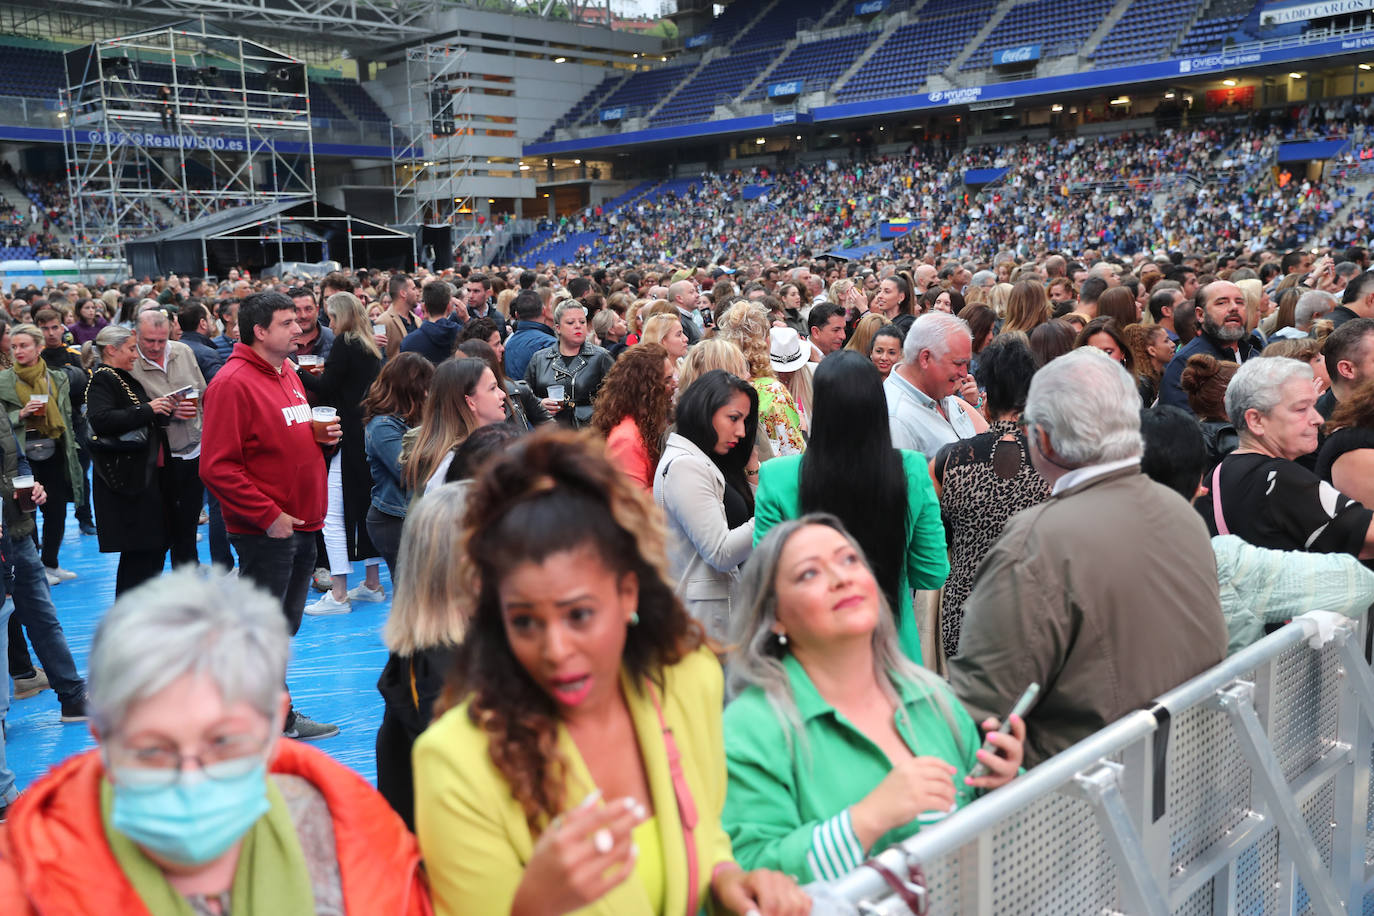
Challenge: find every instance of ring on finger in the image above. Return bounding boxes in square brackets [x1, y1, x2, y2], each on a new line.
[593, 828, 613, 855]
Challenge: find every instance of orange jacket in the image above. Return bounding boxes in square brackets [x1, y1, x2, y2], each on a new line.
[0, 742, 432, 915]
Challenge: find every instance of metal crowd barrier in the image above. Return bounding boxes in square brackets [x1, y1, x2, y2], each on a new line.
[808, 614, 1374, 915]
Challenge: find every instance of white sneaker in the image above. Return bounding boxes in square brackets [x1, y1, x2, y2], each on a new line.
[46, 567, 77, 582]
[44, 570, 60, 586]
[347, 583, 387, 604]
[304, 592, 351, 616]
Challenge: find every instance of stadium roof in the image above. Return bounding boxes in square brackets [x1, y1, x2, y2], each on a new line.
[4, 0, 433, 45]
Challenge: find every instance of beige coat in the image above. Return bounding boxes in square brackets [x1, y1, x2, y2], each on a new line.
[949, 466, 1227, 766]
[653, 432, 754, 641]
[130, 340, 207, 456]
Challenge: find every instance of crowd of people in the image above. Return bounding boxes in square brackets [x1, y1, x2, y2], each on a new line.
[549, 106, 1374, 269]
[1, 207, 1374, 912]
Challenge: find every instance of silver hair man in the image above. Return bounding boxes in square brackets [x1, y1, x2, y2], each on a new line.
[1023, 347, 1142, 469]
[901, 311, 971, 365]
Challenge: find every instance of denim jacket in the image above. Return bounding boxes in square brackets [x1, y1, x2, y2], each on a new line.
[365, 414, 411, 518]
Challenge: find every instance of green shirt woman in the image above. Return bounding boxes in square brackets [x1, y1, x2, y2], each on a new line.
[722, 516, 1025, 882]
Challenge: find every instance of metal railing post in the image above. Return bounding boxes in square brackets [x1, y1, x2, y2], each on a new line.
[1068, 761, 1171, 916]
[1215, 680, 1347, 916]
[1334, 631, 1374, 901]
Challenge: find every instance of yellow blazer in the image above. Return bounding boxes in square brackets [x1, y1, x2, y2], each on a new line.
[413, 646, 736, 916]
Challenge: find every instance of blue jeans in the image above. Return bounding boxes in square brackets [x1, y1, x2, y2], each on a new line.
[2, 532, 84, 705]
[0, 596, 16, 805]
[206, 490, 234, 569]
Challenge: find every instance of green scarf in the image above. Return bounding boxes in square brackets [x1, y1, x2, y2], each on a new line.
[99, 776, 315, 916]
[13, 361, 64, 441]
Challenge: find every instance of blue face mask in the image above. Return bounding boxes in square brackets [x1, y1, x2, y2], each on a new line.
[109, 758, 271, 866]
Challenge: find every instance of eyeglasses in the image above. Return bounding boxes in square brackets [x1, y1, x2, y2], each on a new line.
[108, 731, 272, 788]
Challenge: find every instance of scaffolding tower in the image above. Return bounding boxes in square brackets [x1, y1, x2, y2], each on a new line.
[61, 23, 318, 261]
[391, 42, 476, 229]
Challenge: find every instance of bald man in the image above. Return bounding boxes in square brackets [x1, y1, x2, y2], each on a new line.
[913, 264, 938, 293]
[1159, 281, 1261, 411]
[668, 278, 703, 345]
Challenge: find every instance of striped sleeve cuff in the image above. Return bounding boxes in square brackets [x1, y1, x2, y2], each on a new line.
[804, 809, 867, 881]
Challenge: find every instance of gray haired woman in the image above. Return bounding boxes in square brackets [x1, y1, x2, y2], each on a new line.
[86, 323, 177, 595]
[1203, 356, 1374, 557]
[0, 568, 431, 914]
[523, 299, 613, 430]
[720, 515, 1024, 883]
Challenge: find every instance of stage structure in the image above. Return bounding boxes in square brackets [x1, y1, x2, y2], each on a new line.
[61, 23, 317, 262]
[390, 42, 475, 231]
[126, 198, 413, 278]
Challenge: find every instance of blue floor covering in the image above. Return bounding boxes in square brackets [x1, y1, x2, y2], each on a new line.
[9, 505, 392, 792]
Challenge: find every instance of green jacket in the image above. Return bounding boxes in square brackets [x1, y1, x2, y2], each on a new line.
[723, 654, 980, 882]
[0, 419, 33, 540]
[0, 366, 84, 508]
[753, 450, 949, 664]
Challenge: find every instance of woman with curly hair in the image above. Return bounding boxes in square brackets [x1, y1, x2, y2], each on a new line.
[715, 300, 806, 457]
[412, 430, 808, 916]
[1124, 323, 1174, 406]
[590, 342, 675, 491]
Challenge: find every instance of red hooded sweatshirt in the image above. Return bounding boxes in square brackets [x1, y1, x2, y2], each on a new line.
[200, 342, 326, 535]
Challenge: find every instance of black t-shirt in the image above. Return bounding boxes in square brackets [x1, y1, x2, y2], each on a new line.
[1199, 452, 1372, 554]
[1315, 426, 1374, 484]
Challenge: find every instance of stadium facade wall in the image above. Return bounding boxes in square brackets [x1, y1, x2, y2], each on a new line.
[362, 7, 666, 219]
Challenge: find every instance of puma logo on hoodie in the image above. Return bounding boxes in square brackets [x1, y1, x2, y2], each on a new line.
[200, 344, 327, 536]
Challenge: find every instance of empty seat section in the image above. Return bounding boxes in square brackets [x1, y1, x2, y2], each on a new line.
[746, 32, 871, 101]
[1092, 0, 1199, 66]
[836, 2, 996, 102]
[962, 0, 1115, 71]
[650, 47, 776, 124]
[733, 0, 842, 51]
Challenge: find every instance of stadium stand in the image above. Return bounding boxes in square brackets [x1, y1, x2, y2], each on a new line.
[731, 0, 843, 51]
[537, 72, 626, 141]
[323, 76, 391, 124]
[1092, 0, 1205, 67]
[594, 60, 697, 121]
[1175, 0, 1262, 57]
[963, 0, 1116, 71]
[744, 32, 871, 102]
[511, 98, 1374, 267]
[836, 6, 995, 102]
[650, 45, 776, 124]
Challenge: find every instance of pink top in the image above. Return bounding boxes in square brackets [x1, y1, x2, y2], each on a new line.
[606, 415, 652, 492]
